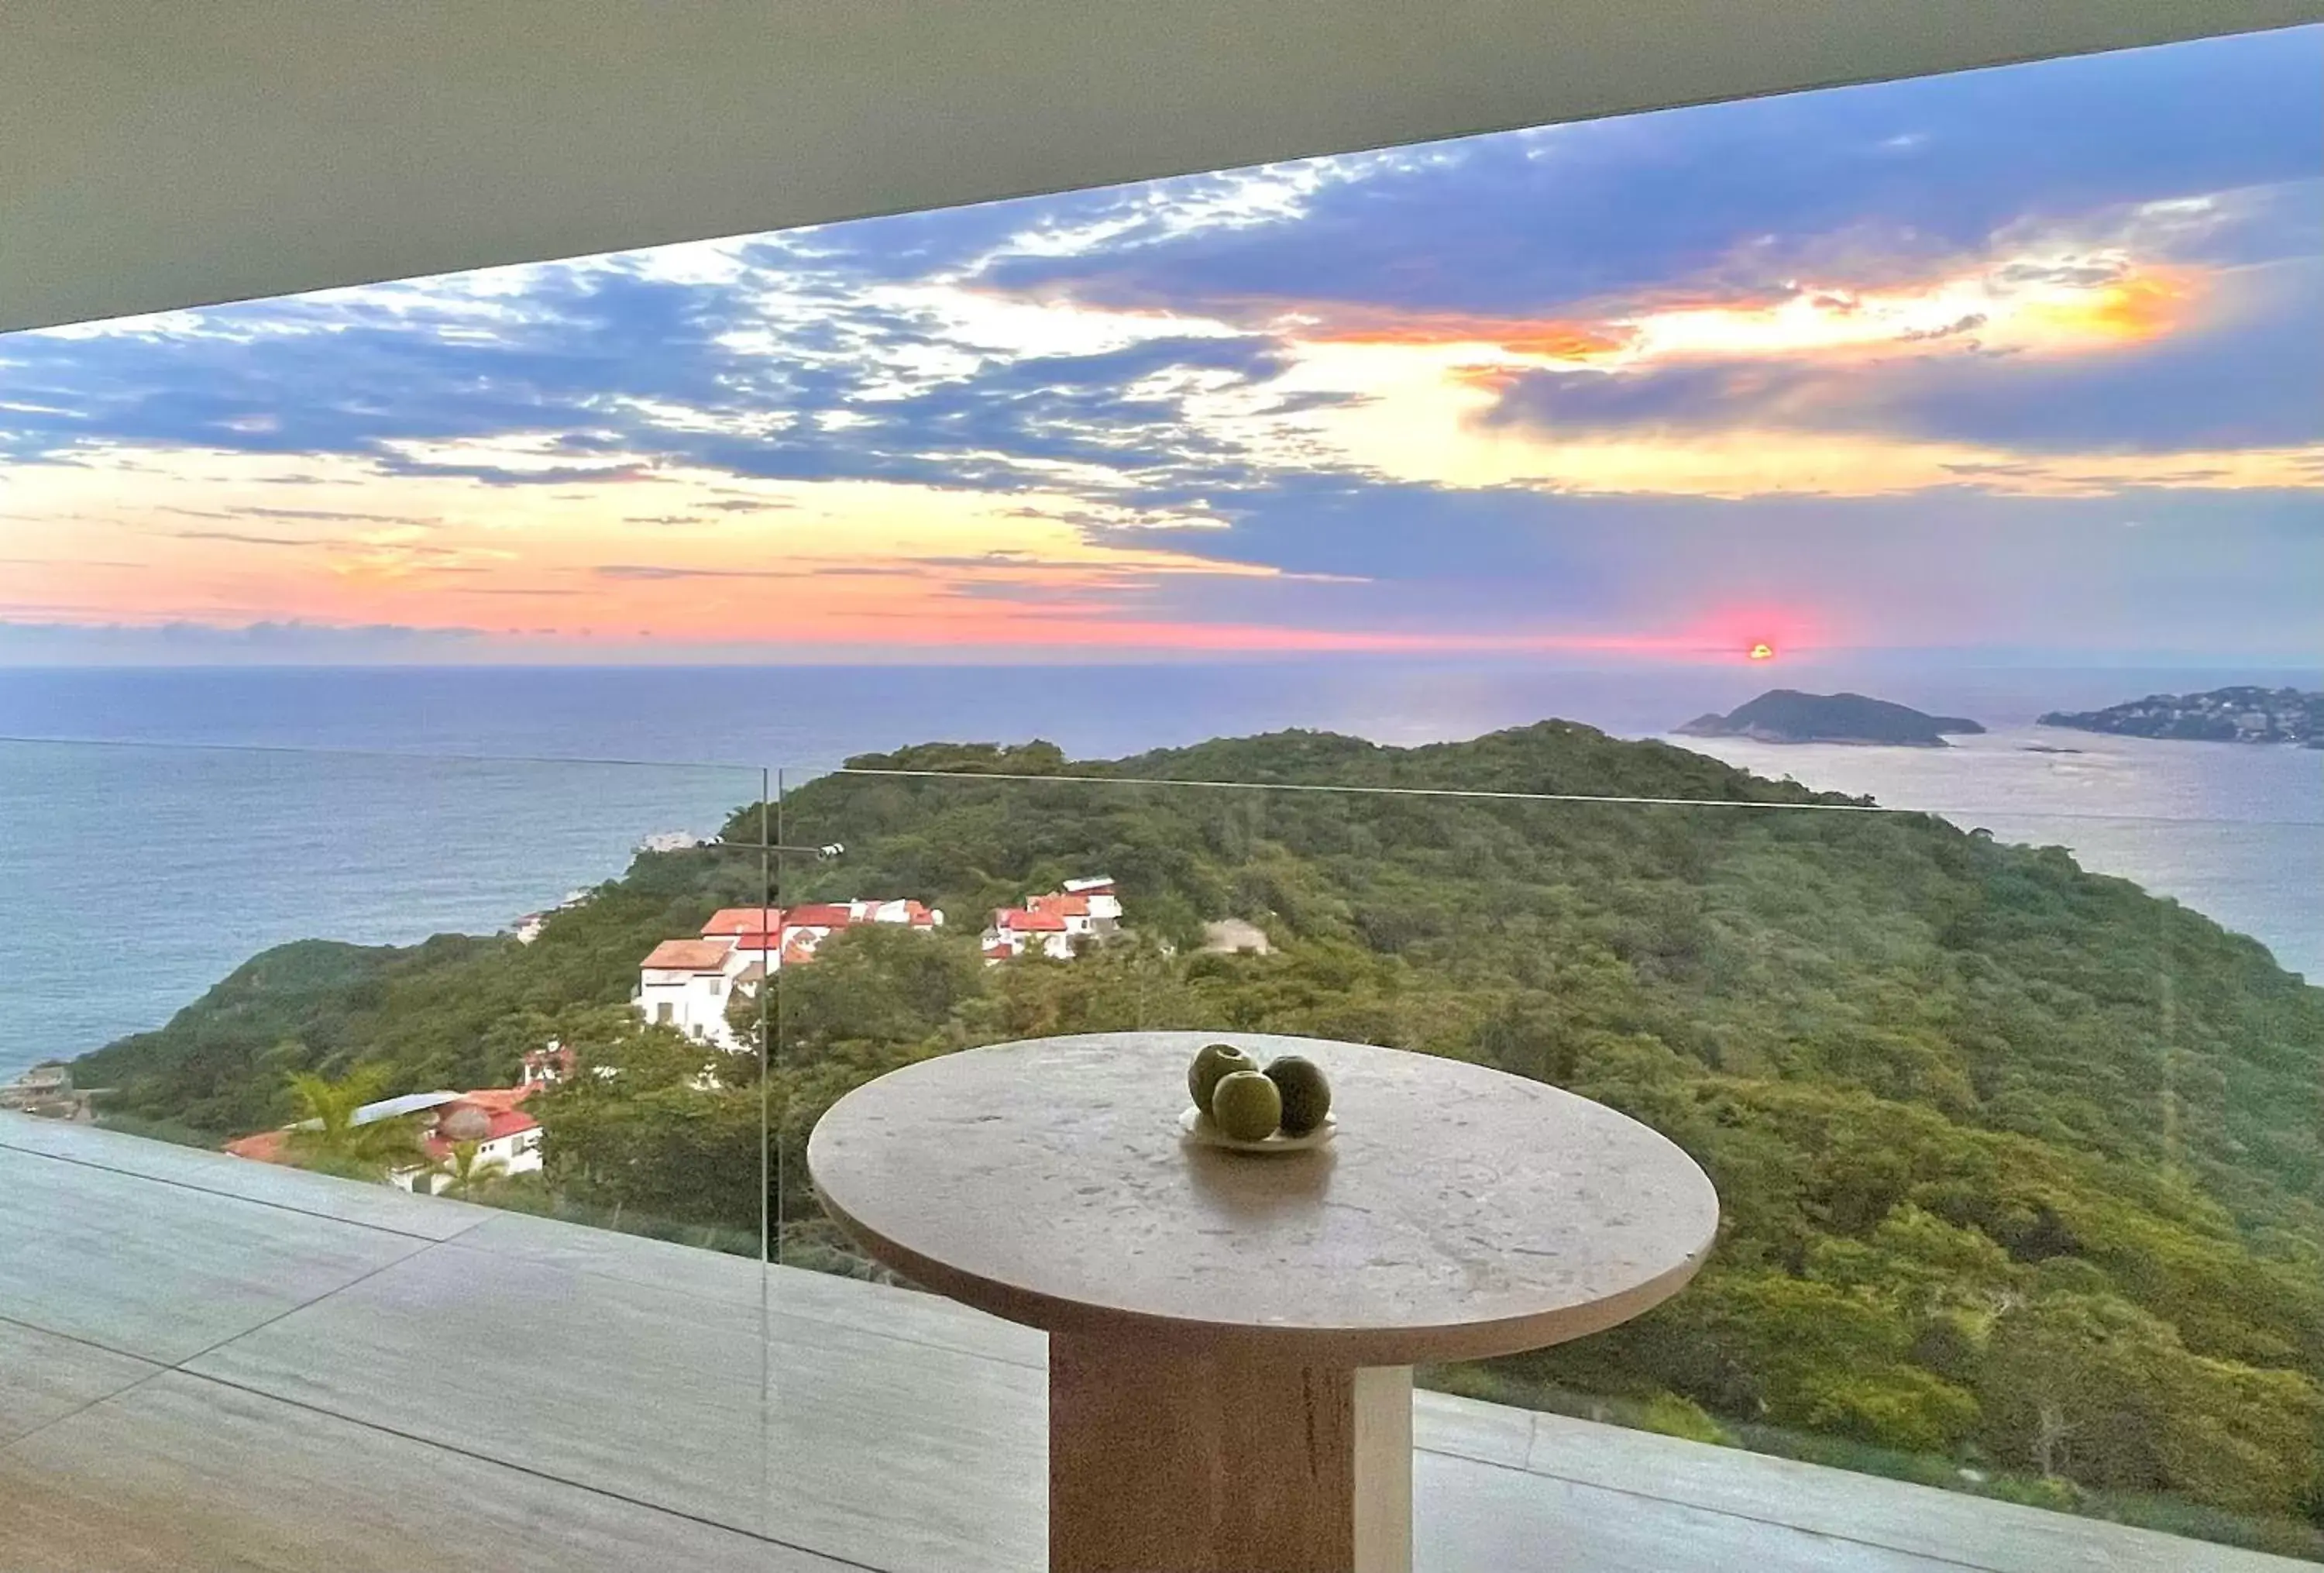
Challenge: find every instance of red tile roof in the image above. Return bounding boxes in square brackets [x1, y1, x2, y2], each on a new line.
[723, 930, 828, 964]
[701, 907, 782, 935]
[783, 904, 856, 930]
[229, 1087, 541, 1171]
[459, 1086, 536, 1113]
[224, 1128, 289, 1163]
[642, 938, 735, 971]
[1000, 909, 1068, 932]
[420, 1102, 540, 1162]
[228, 1085, 542, 1170]
[1030, 893, 1090, 918]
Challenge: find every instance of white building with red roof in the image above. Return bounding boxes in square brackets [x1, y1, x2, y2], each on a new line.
[851, 898, 940, 929]
[389, 1087, 546, 1195]
[638, 937, 746, 1048]
[777, 903, 856, 945]
[982, 906, 1073, 962]
[634, 897, 949, 1042]
[981, 876, 1122, 962]
[226, 1085, 547, 1197]
[699, 907, 781, 938]
[696, 900, 940, 968]
[1060, 877, 1123, 930]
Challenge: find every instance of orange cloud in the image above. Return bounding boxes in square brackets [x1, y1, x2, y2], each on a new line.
[0, 446, 1357, 649]
[1231, 248, 2198, 381]
[1184, 243, 2263, 502]
[1299, 307, 1631, 361]
[2020, 267, 2192, 344]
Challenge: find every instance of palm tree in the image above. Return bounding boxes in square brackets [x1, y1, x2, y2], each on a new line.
[432, 1138, 509, 1199]
[282, 1068, 417, 1181]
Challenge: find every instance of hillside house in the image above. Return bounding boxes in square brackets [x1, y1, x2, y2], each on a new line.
[1060, 877, 1124, 931]
[980, 876, 1122, 962]
[634, 899, 947, 1043]
[222, 1085, 543, 1194]
[982, 907, 1074, 962]
[700, 907, 782, 940]
[390, 1088, 545, 1195]
[700, 899, 940, 961]
[638, 938, 746, 1049]
[224, 1089, 471, 1167]
[0, 1061, 89, 1120]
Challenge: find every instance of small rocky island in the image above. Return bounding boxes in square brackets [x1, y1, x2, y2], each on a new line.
[1676, 690, 1985, 747]
[2040, 686, 2322, 748]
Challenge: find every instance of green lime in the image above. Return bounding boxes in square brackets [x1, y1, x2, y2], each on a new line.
[1188, 1042, 1258, 1111]
[1264, 1055, 1332, 1136]
[1209, 1069, 1283, 1142]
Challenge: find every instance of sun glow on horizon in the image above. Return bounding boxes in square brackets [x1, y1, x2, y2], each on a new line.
[0, 29, 2312, 665]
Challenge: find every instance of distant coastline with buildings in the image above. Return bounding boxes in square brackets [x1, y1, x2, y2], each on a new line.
[1, 1060, 97, 1121]
[2040, 686, 2322, 747]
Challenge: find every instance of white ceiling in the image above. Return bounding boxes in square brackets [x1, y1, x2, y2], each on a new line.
[4, 1, 2317, 333]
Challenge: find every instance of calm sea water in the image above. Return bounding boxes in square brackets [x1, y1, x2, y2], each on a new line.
[2, 663, 2317, 1079]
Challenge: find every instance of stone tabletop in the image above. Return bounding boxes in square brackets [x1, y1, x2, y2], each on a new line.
[807, 1031, 1719, 1366]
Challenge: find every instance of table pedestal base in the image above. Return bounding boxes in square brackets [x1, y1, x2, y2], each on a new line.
[1050, 1335, 1413, 1573]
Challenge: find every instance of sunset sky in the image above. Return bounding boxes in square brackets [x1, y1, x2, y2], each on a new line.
[2, 27, 2317, 666]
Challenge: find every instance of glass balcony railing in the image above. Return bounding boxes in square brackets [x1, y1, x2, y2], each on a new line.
[8, 721, 2315, 1568]
[8, 14, 2319, 1564]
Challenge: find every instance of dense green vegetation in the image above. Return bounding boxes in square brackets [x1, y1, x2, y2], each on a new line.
[77, 721, 2324, 1547]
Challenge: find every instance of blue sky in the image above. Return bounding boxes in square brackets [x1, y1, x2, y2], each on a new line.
[0, 26, 2316, 664]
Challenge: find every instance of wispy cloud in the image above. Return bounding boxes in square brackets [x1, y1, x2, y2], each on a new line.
[591, 563, 795, 581]
[169, 528, 312, 547]
[0, 27, 2315, 661]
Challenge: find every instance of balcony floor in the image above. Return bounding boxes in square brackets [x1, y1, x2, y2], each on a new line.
[0, 1115, 2298, 1572]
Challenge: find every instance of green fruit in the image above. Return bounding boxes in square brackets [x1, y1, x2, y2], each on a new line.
[1188, 1042, 1258, 1111]
[1264, 1055, 1332, 1136]
[1209, 1069, 1283, 1142]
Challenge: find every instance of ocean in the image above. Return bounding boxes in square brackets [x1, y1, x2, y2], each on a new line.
[2, 662, 2317, 1080]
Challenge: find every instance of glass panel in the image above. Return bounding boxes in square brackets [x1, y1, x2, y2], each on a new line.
[755, 742, 2321, 1567]
[7, 723, 2314, 1566]
[769, 764, 1195, 1279]
[0, 736, 786, 1534]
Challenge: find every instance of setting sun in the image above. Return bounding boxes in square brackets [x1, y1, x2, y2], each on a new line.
[1748, 642, 1776, 661]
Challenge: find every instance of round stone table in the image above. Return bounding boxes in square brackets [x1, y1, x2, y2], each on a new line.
[807, 1031, 1718, 1573]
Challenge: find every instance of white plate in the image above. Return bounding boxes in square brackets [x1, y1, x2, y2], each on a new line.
[1178, 1106, 1337, 1152]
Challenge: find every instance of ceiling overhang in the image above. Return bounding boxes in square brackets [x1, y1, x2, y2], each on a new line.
[4, 1, 2317, 332]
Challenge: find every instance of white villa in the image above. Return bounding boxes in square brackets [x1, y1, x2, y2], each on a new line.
[637, 938, 750, 1049]
[983, 907, 1073, 962]
[980, 876, 1122, 963]
[389, 1089, 547, 1195]
[635, 900, 945, 1048]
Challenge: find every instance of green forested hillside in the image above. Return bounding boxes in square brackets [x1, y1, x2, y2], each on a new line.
[75, 721, 2324, 1539]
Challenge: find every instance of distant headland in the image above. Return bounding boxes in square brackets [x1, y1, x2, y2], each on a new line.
[2040, 686, 2322, 749]
[1676, 690, 1985, 748]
